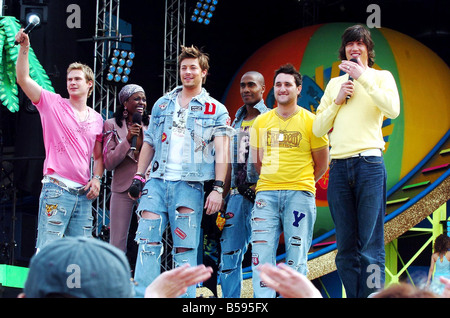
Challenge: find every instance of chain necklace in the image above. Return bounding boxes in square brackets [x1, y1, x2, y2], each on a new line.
[276, 107, 299, 142]
[178, 92, 191, 109]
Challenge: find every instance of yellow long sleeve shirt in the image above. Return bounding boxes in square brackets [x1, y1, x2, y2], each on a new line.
[312, 67, 400, 159]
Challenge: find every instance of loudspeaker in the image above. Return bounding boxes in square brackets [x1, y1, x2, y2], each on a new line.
[0, 196, 38, 266]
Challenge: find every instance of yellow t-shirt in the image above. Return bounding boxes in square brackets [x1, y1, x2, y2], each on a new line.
[250, 107, 329, 194]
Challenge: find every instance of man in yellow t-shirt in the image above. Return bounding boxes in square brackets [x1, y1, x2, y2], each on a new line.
[249, 64, 329, 298]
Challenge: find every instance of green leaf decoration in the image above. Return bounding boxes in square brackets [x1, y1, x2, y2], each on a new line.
[0, 16, 55, 112]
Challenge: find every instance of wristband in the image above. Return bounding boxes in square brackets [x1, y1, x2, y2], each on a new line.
[133, 174, 146, 183]
[93, 175, 102, 181]
[213, 180, 224, 187]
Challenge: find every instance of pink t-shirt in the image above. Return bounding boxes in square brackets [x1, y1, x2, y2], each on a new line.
[34, 89, 103, 185]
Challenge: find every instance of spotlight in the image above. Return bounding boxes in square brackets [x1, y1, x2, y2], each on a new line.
[105, 49, 135, 85]
[19, 1, 48, 27]
[190, 0, 218, 25]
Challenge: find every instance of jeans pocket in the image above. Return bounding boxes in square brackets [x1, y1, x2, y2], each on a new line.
[43, 187, 63, 200]
[186, 181, 203, 192]
[362, 156, 383, 165]
[301, 190, 314, 198]
[329, 159, 336, 170]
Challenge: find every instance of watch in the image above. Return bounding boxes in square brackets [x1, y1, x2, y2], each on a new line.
[213, 180, 224, 187]
[212, 185, 224, 194]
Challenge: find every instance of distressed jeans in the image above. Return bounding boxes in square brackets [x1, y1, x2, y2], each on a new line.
[36, 182, 93, 251]
[327, 156, 386, 298]
[133, 178, 204, 298]
[219, 193, 253, 298]
[251, 190, 316, 298]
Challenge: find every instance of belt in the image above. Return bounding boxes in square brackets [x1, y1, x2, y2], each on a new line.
[229, 184, 256, 196]
[42, 176, 87, 196]
[230, 188, 240, 195]
[350, 149, 382, 158]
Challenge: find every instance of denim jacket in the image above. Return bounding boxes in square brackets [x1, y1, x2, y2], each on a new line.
[144, 86, 233, 181]
[230, 100, 269, 187]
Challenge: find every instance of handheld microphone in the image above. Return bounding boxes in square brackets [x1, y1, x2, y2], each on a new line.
[15, 15, 40, 45]
[346, 58, 358, 101]
[130, 112, 142, 151]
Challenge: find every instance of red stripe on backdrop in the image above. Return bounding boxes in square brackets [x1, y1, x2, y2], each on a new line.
[223, 24, 323, 120]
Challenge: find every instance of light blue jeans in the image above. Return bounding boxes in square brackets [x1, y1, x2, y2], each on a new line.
[133, 178, 204, 298]
[219, 192, 253, 298]
[251, 190, 316, 298]
[36, 182, 93, 251]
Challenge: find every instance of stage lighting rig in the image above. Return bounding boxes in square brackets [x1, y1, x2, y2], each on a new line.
[19, 0, 48, 26]
[105, 49, 135, 85]
[190, 0, 218, 25]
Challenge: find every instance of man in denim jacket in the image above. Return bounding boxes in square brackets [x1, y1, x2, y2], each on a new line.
[129, 46, 232, 298]
[219, 71, 269, 297]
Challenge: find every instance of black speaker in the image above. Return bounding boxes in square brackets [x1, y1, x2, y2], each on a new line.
[0, 196, 38, 266]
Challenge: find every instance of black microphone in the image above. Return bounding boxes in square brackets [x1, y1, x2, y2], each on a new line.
[130, 112, 142, 151]
[15, 15, 40, 45]
[346, 58, 358, 101]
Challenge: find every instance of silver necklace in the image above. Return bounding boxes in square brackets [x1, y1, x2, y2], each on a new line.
[277, 108, 299, 142]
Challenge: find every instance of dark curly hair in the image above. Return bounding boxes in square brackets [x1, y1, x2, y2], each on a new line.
[433, 234, 450, 255]
[273, 63, 302, 86]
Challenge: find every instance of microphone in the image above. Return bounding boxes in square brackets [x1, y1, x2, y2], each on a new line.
[346, 58, 358, 101]
[130, 112, 142, 151]
[15, 15, 41, 45]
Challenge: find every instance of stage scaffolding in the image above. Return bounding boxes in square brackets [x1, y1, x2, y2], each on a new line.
[92, 0, 186, 271]
[91, 0, 120, 241]
[163, 0, 186, 93]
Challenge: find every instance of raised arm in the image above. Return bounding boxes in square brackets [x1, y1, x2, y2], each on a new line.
[357, 70, 400, 119]
[15, 29, 42, 104]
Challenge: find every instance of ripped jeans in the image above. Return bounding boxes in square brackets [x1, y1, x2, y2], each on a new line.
[219, 192, 253, 298]
[36, 182, 93, 251]
[133, 178, 204, 298]
[251, 190, 316, 298]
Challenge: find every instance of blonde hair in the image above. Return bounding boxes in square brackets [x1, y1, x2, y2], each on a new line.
[67, 62, 95, 97]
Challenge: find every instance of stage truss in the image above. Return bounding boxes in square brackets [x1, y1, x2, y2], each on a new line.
[92, 0, 186, 272]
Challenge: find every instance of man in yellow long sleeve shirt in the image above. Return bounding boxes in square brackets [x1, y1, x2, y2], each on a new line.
[313, 25, 400, 298]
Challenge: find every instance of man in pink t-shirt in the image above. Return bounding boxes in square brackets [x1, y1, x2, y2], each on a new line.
[15, 29, 104, 251]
